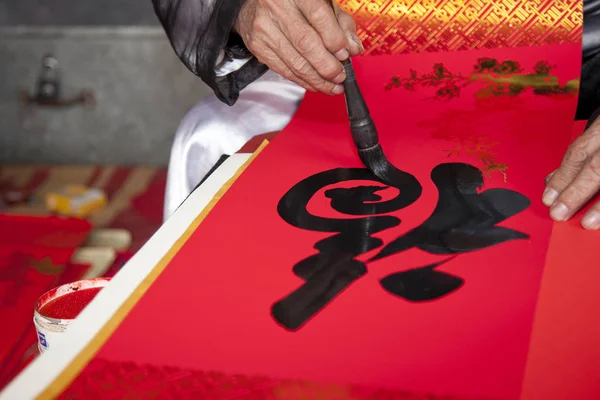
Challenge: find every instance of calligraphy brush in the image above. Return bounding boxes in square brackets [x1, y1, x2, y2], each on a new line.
[325, 0, 396, 184]
[342, 58, 396, 184]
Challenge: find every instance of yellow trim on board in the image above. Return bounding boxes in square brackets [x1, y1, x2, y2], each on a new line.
[37, 141, 270, 399]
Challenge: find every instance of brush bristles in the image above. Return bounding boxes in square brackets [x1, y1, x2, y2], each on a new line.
[357, 144, 395, 184]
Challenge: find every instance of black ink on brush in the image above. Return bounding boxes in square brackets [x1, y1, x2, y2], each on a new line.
[272, 162, 531, 331]
[342, 59, 399, 184]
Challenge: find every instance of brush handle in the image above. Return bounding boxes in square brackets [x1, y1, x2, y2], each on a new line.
[342, 59, 379, 150]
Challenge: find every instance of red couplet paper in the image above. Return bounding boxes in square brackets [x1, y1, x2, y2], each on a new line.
[65, 45, 582, 399]
[519, 121, 600, 400]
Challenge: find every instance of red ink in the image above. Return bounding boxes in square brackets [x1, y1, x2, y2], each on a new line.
[39, 287, 103, 319]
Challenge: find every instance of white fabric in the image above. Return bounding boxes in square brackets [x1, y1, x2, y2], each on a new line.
[163, 70, 306, 220]
[214, 50, 252, 76]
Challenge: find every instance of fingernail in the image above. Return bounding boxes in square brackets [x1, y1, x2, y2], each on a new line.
[582, 211, 600, 230]
[334, 48, 350, 61]
[332, 71, 346, 84]
[331, 85, 344, 95]
[550, 202, 569, 221]
[542, 187, 558, 206]
[348, 34, 364, 55]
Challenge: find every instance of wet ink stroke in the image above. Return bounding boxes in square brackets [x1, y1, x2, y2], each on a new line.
[273, 168, 422, 331]
[272, 163, 530, 331]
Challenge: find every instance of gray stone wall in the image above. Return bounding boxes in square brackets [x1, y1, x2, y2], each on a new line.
[0, 2, 213, 166]
[0, 0, 160, 26]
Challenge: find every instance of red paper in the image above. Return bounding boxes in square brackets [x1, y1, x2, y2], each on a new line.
[519, 122, 600, 400]
[65, 45, 582, 399]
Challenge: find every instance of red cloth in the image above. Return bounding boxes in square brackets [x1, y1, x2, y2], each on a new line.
[0, 166, 167, 251]
[0, 215, 92, 389]
[0, 166, 167, 390]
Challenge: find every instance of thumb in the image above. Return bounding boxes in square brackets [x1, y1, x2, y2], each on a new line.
[333, 5, 363, 56]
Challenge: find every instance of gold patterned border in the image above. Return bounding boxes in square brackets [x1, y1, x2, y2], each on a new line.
[338, 0, 583, 55]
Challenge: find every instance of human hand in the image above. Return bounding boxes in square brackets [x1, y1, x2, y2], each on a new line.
[543, 118, 600, 229]
[233, 0, 364, 95]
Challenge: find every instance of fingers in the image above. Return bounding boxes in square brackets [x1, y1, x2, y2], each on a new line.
[582, 200, 600, 230]
[543, 137, 590, 207]
[544, 170, 555, 185]
[241, 10, 341, 93]
[333, 4, 363, 55]
[237, 0, 358, 94]
[295, 0, 349, 60]
[548, 154, 600, 222]
[544, 133, 597, 203]
[277, 36, 344, 93]
[543, 119, 600, 228]
[253, 22, 342, 93]
[272, 26, 344, 93]
[276, 10, 346, 87]
[256, 45, 318, 92]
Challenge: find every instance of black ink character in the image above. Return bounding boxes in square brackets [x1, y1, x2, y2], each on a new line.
[272, 163, 530, 331]
[273, 168, 421, 330]
[372, 163, 530, 302]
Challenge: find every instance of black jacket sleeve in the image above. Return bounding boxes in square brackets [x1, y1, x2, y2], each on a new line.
[152, 0, 268, 106]
[578, 0, 600, 122]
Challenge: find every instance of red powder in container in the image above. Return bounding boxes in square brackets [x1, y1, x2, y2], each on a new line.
[38, 287, 103, 320]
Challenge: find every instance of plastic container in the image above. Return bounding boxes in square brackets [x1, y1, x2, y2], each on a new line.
[33, 277, 110, 354]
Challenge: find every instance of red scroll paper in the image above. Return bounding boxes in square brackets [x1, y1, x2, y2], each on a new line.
[61, 44, 583, 399]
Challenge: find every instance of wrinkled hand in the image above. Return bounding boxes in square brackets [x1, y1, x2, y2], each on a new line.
[543, 118, 600, 229]
[233, 0, 364, 95]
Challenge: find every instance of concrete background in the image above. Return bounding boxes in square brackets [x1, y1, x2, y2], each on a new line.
[0, 1, 213, 166]
[0, 0, 160, 26]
